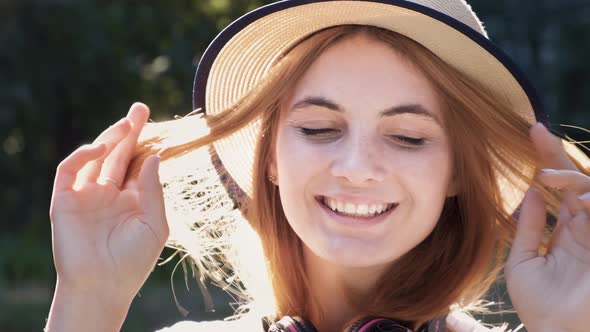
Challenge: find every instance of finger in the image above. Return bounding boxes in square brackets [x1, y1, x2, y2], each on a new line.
[92, 117, 132, 145]
[563, 190, 586, 218]
[123, 177, 140, 192]
[559, 200, 574, 221]
[530, 122, 578, 171]
[537, 169, 590, 193]
[546, 204, 572, 252]
[77, 117, 132, 185]
[53, 143, 106, 192]
[567, 209, 590, 252]
[548, 208, 590, 263]
[138, 155, 168, 244]
[537, 169, 589, 215]
[507, 188, 547, 266]
[100, 103, 150, 188]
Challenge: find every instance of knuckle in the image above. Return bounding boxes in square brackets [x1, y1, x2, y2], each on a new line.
[48, 207, 57, 222]
[55, 161, 64, 173]
[56, 159, 69, 173]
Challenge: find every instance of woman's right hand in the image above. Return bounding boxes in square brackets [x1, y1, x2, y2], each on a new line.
[49, 102, 169, 306]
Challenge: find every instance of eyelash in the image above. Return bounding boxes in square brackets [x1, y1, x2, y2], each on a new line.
[297, 127, 426, 147]
[298, 128, 337, 136]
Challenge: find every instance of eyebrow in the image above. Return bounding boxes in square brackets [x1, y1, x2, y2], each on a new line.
[291, 96, 441, 125]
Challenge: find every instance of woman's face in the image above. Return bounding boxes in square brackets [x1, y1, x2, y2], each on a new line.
[271, 33, 457, 268]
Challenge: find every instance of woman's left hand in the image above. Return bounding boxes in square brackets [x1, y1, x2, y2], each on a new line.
[506, 123, 590, 332]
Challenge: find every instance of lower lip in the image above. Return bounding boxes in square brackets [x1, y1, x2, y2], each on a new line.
[316, 198, 397, 227]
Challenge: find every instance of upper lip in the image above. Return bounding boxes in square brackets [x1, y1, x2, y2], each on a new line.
[316, 194, 397, 205]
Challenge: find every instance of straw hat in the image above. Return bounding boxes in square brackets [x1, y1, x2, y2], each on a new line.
[191, 0, 549, 212]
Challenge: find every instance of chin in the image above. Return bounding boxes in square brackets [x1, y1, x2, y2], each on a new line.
[306, 235, 402, 268]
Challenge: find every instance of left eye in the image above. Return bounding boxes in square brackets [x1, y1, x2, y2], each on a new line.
[390, 135, 425, 146]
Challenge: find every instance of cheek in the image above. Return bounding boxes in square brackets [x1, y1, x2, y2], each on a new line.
[275, 130, 329, 183]
[386, 147, 453, 218]
[274, 129, 338, 232]
[387, 147, 452, 184]
[275, 130, 318, 208]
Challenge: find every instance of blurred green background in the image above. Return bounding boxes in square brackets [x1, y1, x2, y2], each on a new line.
[1, 0, 588, 331]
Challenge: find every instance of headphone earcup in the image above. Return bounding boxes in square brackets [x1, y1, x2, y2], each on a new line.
[420, 317, 446, 332]
[348, 317, 411, 332]
[348, 317, 375, 332]
[268, 316, 318, 332]
[292, 316, 318, 332]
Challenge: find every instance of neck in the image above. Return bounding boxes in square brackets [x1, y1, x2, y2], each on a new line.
[303, 245, 388, 332]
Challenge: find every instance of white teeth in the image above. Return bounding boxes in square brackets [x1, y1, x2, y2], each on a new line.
[329, 198, 341, 212]
[337, 200, 345, 212]
[323, 197, 394, 217]
[344, 203, 356, 214]
[376, 204, 385, 214]
[356, 204, 369, 215]
[368, 204, 377, 214]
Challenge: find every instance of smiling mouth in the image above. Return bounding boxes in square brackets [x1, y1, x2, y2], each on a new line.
[316, 196, 398, 218]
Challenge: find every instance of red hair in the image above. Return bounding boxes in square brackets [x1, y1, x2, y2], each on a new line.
[128, 25, 590, 331]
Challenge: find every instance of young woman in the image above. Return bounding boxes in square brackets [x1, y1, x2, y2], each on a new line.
[45, 1, 590, 331]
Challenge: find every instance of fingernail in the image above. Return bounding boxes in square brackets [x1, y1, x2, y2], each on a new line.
[579, 192, 590, 201]
[539, 168, 558, 174]
[536, 122, 551, 132]
[531, 122, 543, 132]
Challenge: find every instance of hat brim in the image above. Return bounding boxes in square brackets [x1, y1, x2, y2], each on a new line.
[192, 0, 548, 213]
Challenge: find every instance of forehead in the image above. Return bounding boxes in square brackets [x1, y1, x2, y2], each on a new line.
[285, 33, 442, 117]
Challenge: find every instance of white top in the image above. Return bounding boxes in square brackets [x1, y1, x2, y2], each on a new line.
[155, 310, 517, 332]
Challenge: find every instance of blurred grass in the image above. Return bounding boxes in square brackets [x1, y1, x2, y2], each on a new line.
[0, 247, 234, 332]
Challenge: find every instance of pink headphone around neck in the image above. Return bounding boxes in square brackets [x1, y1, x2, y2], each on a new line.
[265, 315, 446, 332]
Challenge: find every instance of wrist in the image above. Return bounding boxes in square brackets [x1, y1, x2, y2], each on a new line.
[45, 280, 133, 332]
[55, 278, 134, 309]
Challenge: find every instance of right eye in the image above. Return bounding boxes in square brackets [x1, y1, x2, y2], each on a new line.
[296, 127, 341, 139]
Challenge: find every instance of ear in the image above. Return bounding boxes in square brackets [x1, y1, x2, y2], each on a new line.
[268, 152, 278, 182]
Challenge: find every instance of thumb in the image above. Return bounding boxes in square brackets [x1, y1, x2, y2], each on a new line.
[507, 188, 547, 268]
[138, 155, 168, 243]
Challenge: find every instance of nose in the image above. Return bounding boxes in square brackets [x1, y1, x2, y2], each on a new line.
[330, 134, 386, 184]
